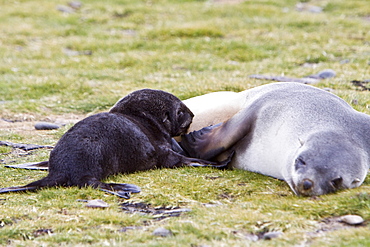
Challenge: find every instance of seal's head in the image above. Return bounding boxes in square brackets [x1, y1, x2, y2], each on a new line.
[110, 89, 194, 137]
[288, 131, 368, 196]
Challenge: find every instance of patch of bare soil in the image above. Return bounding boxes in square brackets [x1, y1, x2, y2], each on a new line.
[0, 113, 84, 137]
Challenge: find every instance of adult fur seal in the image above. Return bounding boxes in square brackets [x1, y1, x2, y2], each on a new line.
[0, 89, 231, 198]
[180, 82, 370, 196]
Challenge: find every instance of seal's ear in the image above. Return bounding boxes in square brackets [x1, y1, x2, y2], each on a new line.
[163, 111, 170, 123]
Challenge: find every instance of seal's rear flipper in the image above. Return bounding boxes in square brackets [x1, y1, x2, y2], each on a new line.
[0, 186, 38, 194]
[5, 161, 49, 170]
[99, 183, 141, 199]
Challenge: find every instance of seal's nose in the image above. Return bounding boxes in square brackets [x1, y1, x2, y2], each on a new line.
[330, 176, 343, 190]
[302, 179, 314, 191]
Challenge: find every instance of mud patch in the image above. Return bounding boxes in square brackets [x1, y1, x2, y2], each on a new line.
[0, 113, 84, 137]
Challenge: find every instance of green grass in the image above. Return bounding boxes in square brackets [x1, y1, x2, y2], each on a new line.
[0, 0, 369, 246]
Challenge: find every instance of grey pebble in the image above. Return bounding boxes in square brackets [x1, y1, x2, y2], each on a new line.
[152, 227, 173, 237]
[262, 231, 283, 240]
[316, 69, 336, 79]
[35, 122, 60, 130]
[306, 69, 336, 79]
[56, 5, 75, 14]
[307, 6, 323, 13]
[68, 1, 82, 10]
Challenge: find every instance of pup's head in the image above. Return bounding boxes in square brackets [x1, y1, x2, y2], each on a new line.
[111, 89, 194, 136]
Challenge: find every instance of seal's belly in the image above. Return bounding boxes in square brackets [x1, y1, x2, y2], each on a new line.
[231, 124, 300, 180]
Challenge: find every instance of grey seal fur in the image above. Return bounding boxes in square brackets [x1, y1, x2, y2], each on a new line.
[180, 82, 370, 196]
[0, 89, 231, 198]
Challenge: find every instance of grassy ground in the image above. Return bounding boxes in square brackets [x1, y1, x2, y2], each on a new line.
[0, 0, 369, 246]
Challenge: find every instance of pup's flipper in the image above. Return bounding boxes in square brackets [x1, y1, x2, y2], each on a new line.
[99, 183, 141, 199]
[5, 161, 49, 170]
[0, 186, 38, 194]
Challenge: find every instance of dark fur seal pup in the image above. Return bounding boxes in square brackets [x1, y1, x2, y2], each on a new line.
[180, 82, 370, 196]
[0, 89, 231, 198]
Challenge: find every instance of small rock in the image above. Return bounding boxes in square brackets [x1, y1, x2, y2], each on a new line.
[152, 227, 173, 237]
[68, 1, 82, 9]
[85, 199, 110, 208]
[34, 122, 60, 130]
[307, 6, 323, 13]
[316, 69, 336, 79]
[340, 215, 364, 225]
[296, 3, 323, 13]
[262, 231, 283, 240]
[56, 5, 75, 14]
[63, 48, 93, 56]
[306, 69, 336, 79]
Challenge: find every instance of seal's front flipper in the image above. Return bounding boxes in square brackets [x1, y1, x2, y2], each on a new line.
[180, 123, 223, 159]
[181, 103, 258, 160]
[0, 186, 38, 194]
[5, 161, 49, 170]
[99, 183, 141, 199]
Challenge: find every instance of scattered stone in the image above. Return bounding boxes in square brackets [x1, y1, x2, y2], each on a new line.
[305, 69, 336, 79]
[249, 74, 319, 84]
[34, 122, 60, 130]
[152, 227, 173, 237]
[233, 230, 283, 241]
[57, 5, 75, 14]
[68, 1, 82, 9]
[0, 141, 53, 151]
[262, 231, 283, 240]
[119, 226, 143, 232]
[250, 69, 336, 84]
[340, 59, 350, 64]
[296, 3, 323, 13]
[340, 215, 364, 225]
[307, 6, 323, 13]
[85, 199, 110, 208]
[301, 62, 319, 68]
[63, 48, 93, 56]
[33, 228, 53, 237]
